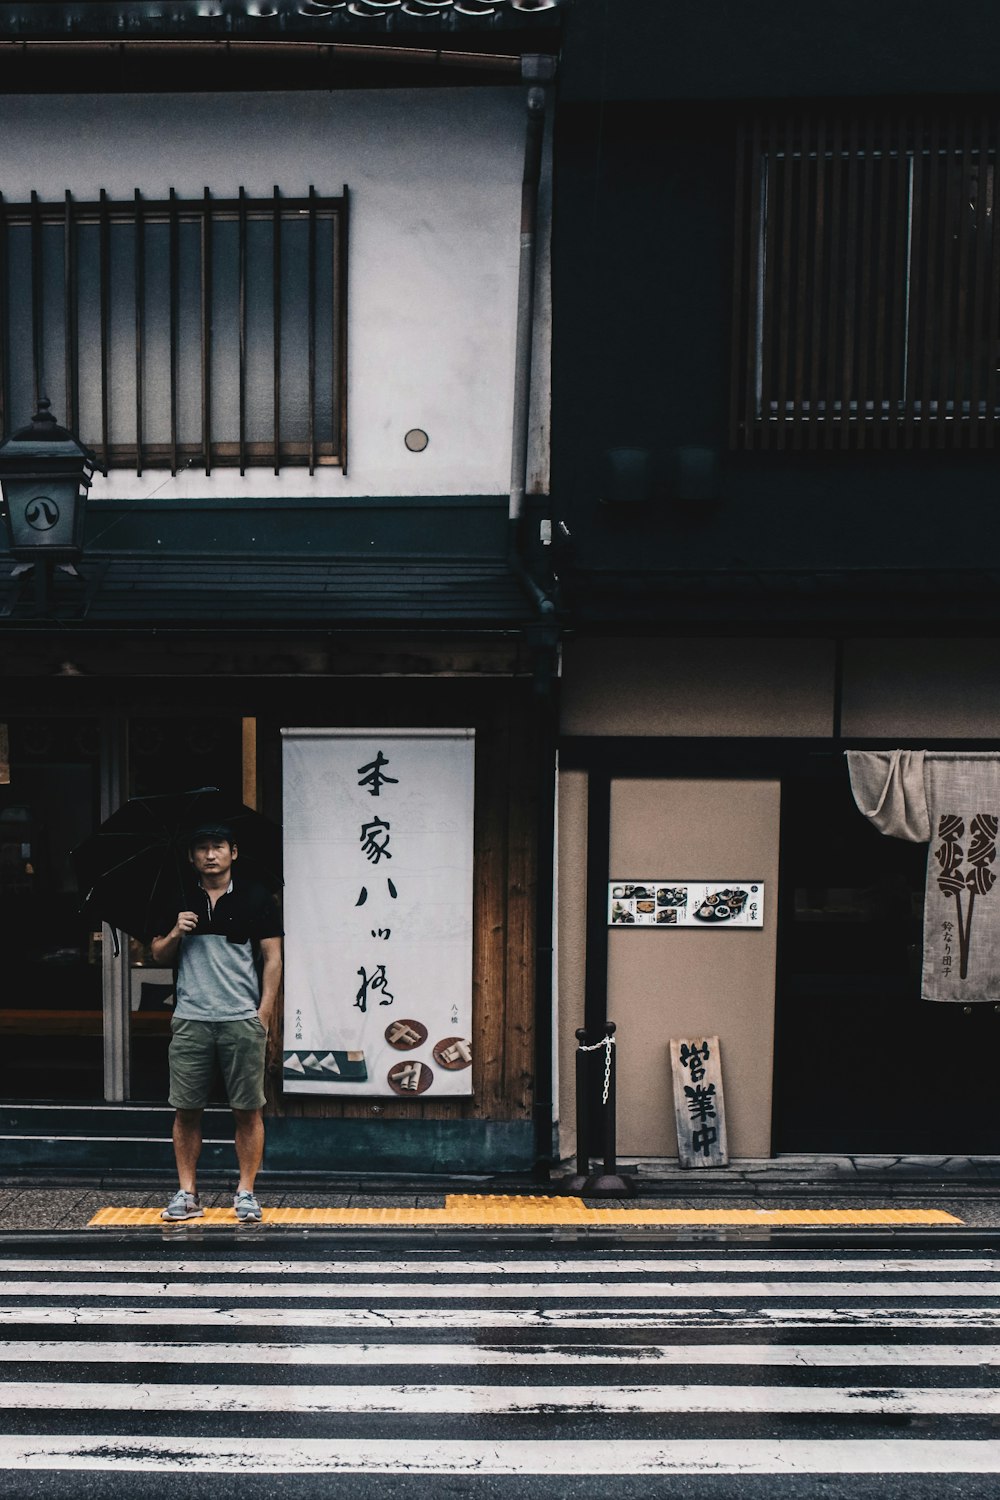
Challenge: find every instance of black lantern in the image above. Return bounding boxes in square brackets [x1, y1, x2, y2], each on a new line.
[0, 398, 95, 565]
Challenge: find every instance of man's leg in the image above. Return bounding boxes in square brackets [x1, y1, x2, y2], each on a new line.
[217, 1018, 268, 1209]
[233, 1108, 265, 1194]
[166, 1019, 213, 1208]
[172, 1109, 203, 1193]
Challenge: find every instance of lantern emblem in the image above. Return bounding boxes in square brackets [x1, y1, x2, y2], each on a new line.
[25, 497, 60, 532]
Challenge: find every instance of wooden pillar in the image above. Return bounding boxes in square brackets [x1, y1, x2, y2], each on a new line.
[242, 717, 258, 809]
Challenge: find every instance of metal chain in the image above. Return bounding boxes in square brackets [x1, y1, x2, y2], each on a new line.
[577, 1033, 615, 1105]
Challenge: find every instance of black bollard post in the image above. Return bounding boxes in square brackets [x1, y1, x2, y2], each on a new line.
[559, 1026, 601, 1194]
[575, 1033, 591, 1178]
[601, 1022, 619, 1173]
[582, 1022, 636, 1199]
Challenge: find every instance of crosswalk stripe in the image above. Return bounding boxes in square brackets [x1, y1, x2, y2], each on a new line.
[2, 1278, 994, 1299]
[0, 1339, 998, 1366]
[0, 1257, 993, 1276]
[0, 1380, 996, 1415]
[0, 1436, 996, 1474]
[0, 1245, 994, 1488]
[1, 1304, 997, 1329]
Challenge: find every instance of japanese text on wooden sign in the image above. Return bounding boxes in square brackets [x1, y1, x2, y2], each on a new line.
[669, 1036, 729, 1168]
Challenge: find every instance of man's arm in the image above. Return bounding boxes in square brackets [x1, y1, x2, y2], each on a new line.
[150, 911, 199, 966]
[257, 936, 283, 1029]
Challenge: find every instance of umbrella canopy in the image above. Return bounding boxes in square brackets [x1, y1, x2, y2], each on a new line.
[72, 786, 282, 942]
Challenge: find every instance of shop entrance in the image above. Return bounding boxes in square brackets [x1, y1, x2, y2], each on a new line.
[0, 711, 243, 1104]
[774, 755, 1000, 1153]
[0, 718, 103, 1100]
[126, 714, 243, 1102]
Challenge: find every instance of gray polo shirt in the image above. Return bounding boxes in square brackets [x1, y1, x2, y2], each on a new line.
[173, 877, 282, 1022]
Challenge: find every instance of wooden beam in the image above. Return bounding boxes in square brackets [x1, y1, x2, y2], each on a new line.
[242, 716, 258, 809]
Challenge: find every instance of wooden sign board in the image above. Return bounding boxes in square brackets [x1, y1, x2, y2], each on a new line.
[669, 1035, 729, 1168]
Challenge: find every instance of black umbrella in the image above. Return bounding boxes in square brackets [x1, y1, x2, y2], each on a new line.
[72, 786, 282, 948]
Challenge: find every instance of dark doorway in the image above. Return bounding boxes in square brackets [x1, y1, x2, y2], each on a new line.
[127, 714, 243, 1103]
[774, 755, 1000, 1152]
[0, 718, 103, 1100]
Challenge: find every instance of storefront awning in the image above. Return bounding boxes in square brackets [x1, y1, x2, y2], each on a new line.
[0, 553, 541, 629]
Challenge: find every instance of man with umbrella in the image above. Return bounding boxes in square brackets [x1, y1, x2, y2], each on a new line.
[151, 821, 283, 1222]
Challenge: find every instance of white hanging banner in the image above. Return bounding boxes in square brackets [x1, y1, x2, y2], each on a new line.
[281, 728, 475, 1096]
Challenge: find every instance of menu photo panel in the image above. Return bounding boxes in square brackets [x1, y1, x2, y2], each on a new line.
[609, 880, 764, 928]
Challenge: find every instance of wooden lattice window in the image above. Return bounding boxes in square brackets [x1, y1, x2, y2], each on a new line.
[0, 186, 349, 474]
[731, 113, 1000, 450]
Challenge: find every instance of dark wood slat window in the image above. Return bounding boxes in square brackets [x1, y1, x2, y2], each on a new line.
[732, 113, 999, 450]
[0, 186, 348, 473]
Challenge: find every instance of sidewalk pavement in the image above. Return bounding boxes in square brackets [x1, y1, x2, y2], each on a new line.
[0, 1155, 998, 1232]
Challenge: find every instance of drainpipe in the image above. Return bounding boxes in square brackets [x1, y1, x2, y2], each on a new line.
[508, 63, 553, 557]
[507, 58, 559, 1176]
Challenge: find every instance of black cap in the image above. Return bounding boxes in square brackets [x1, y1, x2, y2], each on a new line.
[188, 822, 236, 850]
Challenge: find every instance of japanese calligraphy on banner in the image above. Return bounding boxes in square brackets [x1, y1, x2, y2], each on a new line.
[281, 728, 475, 1097]
[609, 881, 764, 927]
[847, 750, 1000, 1003]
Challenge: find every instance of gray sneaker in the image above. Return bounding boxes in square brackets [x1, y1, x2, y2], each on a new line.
[234, 1190, 262, 1221]
[161, 1189, 203, 1221]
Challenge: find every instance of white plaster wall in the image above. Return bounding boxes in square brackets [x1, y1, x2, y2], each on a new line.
[0, 87, 549, 501]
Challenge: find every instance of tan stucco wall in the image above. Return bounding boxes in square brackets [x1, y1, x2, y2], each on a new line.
[608, 778, 781, 1158]
[843, 639, 1000, 736]
[561, 638, 835, 737]
[556, 769, 588, 1159]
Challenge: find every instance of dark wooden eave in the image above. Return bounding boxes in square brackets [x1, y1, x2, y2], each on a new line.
[0, 552, 544, 629]
[0, 0, 563, 30]
[0, 0, 563, 89]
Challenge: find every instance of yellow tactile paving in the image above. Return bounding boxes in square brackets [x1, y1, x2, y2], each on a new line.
[87, 1195, 964, 1228]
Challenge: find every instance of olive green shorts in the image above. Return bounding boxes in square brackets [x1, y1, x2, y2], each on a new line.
[168, 1016, 267, 1111]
